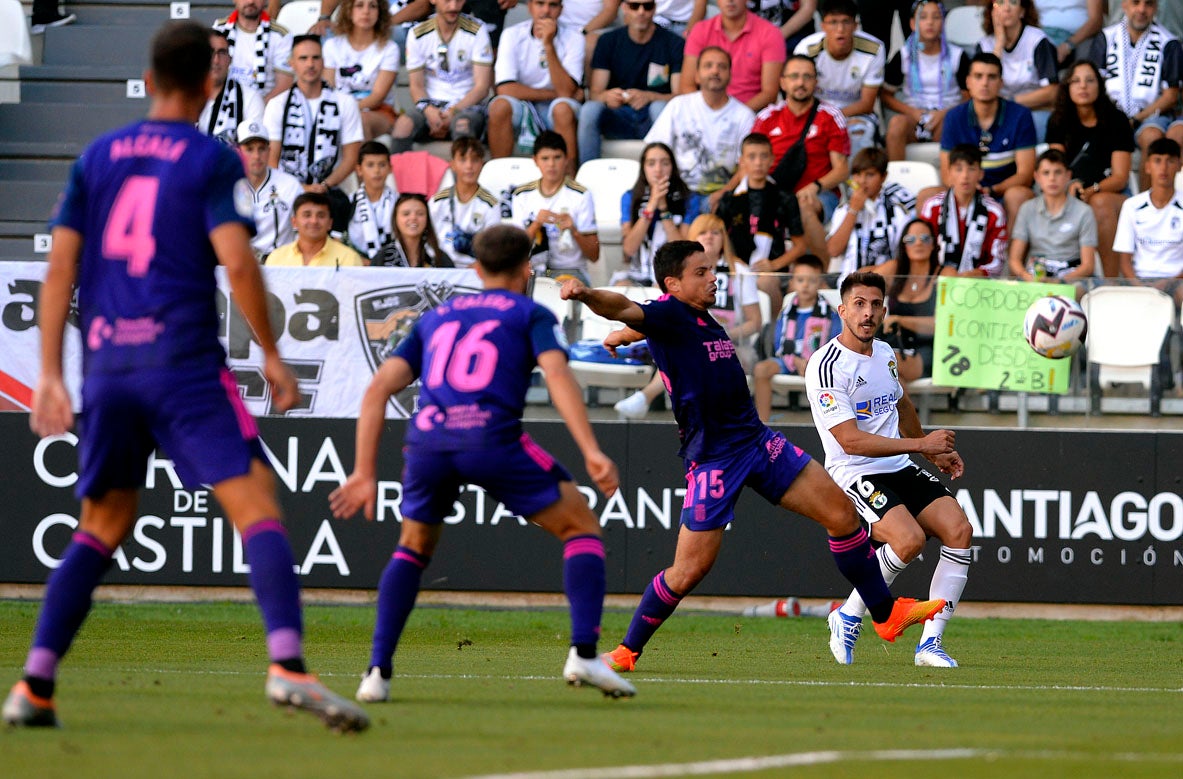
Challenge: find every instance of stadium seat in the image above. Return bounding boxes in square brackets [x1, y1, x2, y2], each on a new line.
[1175, 170, 1183, 193]
[0, 0, 32, 67]
[904, 142, 941, 169]
[530, 275, 576, 341]
[906, 378, 959, 424]
[1082, 286, 1175, 416]
[886, 160, 939, 195]
[276, 0, 321, 35]
[944, 5, 983, 50]
[601, 139, 646, 162]
[478, 157, 541, 210]
[390, 150, 451, 196]
[576, 157, 639, 245]
[568, 286, 658, 398]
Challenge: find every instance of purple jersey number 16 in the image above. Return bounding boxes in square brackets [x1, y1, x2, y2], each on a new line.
[424, 319, 503, 392]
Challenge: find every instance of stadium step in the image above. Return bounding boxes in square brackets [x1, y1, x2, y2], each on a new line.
[0, 181, 64, 222]
[0, 102, 146, 145]
[72, 3, 224, 27]
[21, 79, 139, 104]
[40, 25, 158, 68]
[0, 159, 72, 181]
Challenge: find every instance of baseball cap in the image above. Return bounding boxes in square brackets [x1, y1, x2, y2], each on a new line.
[236, 120, 268, 144]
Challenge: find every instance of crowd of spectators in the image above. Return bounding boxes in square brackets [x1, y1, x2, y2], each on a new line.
[187, 0, 1183, 404]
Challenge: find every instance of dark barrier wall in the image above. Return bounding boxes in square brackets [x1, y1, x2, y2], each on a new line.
[2, 414, 1182, 604]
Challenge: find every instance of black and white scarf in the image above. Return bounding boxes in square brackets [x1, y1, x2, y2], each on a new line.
[937, 189, 990, 272]
[843, 183, 914, 271]
[350, 188, 395, 258]
[204, 79, 244, 144]
[215, 14, 272, 92]
[1103, 21, 1174, 116]
[279, 85, 342, 185]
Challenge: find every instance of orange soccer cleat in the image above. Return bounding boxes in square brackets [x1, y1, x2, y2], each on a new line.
[600, 644, 640, 673]
[873, 598, 946, 642]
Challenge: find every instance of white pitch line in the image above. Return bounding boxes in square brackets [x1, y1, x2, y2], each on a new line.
[458, 748, 1183, 779]
[9, 666, 1177, 695]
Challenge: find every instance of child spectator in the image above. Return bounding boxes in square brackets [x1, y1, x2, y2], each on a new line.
[826, 146, 916, 280]
[1007, 148, 1097, 283]
[751, 254, 840, 421]
[429, 138, 500, 269]
[920, 144, 1008, 277]
[347, 141, 399, 261]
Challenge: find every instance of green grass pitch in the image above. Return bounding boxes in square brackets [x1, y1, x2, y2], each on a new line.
[1, 600, 1180, 778]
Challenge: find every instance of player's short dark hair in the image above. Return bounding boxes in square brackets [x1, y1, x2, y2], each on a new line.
[820, 0, 858, 20]
[969, 51, 1003, 77]
[851, 146, 889, 176]
[151, 21, 213, 95]
[358, 140, 391, 164]
[653, 240, 705, 294]
[792, 254, 824, 273]
[473, 224, 532, 275]
[741, 132, 772, 152]
[533, 130, 567, 157]
[451, 136, 486, 159]
[948, 143, 983, 168]
[1147, 137, 1182, 159]
[1036, 147, 1069, 169]
[840, 271, 886, 301]
[292, 191, 332, 214]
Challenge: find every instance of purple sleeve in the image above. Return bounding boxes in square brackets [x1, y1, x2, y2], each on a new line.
[49, 157, 89, 233]
[204, 146, 255, 236]
[392, 322, 425, 377]
[529, 302, 565, 358]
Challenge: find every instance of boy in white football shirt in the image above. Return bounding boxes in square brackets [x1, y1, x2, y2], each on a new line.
[1114, 137, 1183, 296]
[510, 131, 599, 283]
[805, 270, 972, 669]
[430, 137, 500, 268]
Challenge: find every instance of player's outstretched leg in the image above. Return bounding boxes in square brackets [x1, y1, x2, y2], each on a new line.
[603, 570, 684, 673]
[5, 528, 118, 728]
[265, 666, 369, 732]
[827, 544, 908, 665]
[358, 544, 432, 702]
[872, 597, 946, 642]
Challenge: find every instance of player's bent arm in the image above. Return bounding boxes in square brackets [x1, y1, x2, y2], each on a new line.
[828, 417, 953, 458]
[561, 281, 645, 326]
[603, 326, 645, 355]
[537, 350, 620, 497]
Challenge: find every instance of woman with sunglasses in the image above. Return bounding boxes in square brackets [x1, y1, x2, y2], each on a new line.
[612, 142, 691, 286]
[874, 218, 953, 382]
[374, 193, 451, 267]
[976, 0, 1059, 142]
[323, 0, 401, 140]
[1045, 59, 1133, 278]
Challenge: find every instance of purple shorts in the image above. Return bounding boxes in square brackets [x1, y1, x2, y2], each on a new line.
[399, 433, 574, 524]
[76, 366, 264, 499]
[680, 429, 812, 531]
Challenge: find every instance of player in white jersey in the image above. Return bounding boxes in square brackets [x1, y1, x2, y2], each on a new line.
[805, 271, 972, 669]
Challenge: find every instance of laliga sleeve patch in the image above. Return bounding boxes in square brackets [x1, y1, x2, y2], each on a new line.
[816, 390, 841, 416]
[233, 178, 254, 219]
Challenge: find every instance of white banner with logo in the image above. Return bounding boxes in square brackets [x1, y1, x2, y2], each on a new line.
[0, 262, 482, 418]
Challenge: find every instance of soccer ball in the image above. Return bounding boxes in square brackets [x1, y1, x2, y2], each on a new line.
[1023, 295, 1088, 359]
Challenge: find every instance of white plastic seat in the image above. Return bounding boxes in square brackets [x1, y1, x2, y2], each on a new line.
[1082, 286, 1175, 415]
[886, 160, 939, 195]
[478, 157, 541, 213]
[275, 0, 321, 35]
[567, 286, 659, 392]
[576, 157, 640, 246]
[904, 141, 942, 170]
[944, 5, 984, 49]
[0, 0, 32, 67]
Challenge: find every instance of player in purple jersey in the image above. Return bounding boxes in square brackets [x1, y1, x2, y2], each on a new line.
[329, 224, 636, 700]
[2, 22, 368, 732]
[560, 240, 946, 674]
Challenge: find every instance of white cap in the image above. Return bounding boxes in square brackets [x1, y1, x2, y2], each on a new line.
[236, 120, 268, 144]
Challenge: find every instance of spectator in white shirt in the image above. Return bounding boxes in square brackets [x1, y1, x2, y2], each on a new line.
[323, 0, 402, 140]
[488, 0, 584, 173]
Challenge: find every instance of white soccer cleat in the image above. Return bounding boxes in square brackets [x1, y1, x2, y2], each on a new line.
[914, 636, 959, 668]
[265, 665, 370, 732]
[613, 391, 650, 420]
[356, 666, 391, 703]
[827, 608, 862, 665]
[562, 647, 636, 698]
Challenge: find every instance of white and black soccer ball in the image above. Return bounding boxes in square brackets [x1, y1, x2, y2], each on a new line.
[1023, 294, 1088, 359]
